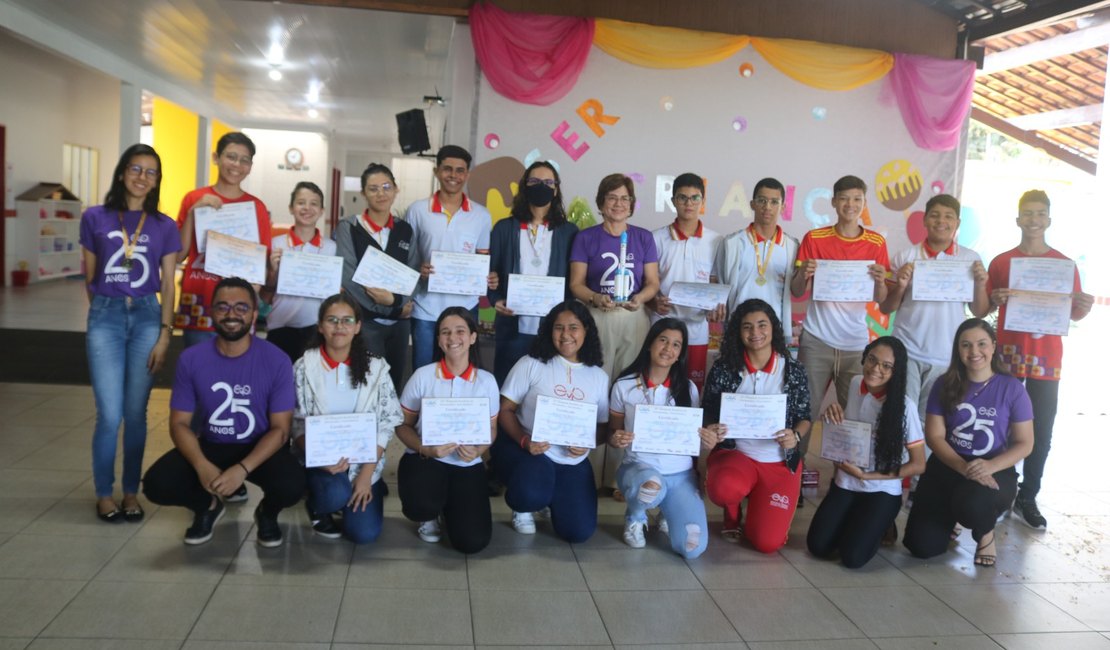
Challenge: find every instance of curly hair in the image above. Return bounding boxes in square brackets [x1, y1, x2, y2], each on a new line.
[717, 299, 790, 372]
[510, 161, 567, 229]
[863, 336, 909, 475]
[938, 318, 1008, 415]
[430, 306, 483, 370]
[529, 300, 604, 367]
[616, 318, 693, 408]
[305, 293, 376, 387]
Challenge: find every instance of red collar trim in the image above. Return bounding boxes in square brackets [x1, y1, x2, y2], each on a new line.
[430, 192, 470, 215]
[860, 380, 887, 400]
[746, 223, 784, 244]
[671, 220, 703, 240]
[744, 351, 778, 375]
[362, 210, 394, 233]
[922, 240, 957, 258]
[643, 374, 672, 389]
[438, 358, 475, 381]
[320, 347, 350, 369]
[520, 220, 549, 230]
[290, 228, 322, 248]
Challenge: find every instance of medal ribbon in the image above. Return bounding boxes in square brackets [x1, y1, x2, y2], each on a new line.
[747, 226, 774, 283]
[117, 211, 148, 267]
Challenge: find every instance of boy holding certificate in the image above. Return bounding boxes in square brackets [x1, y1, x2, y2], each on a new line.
[986, 190, 1093, 529]
[791, 175, 890, 448]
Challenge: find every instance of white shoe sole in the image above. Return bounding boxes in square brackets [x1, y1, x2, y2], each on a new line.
[183, 505, 226, 546]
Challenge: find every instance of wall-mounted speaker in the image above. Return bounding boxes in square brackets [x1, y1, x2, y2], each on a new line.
[396, 109, 431, 154]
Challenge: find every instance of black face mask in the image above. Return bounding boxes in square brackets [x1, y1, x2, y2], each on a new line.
[524, 182, 556, 207]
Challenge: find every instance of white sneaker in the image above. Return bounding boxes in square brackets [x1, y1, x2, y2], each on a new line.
[417, 518, 441, 543]
[623, 520, 646, 548]
[657, 516, 669, 535]
[512, 511, 536, 535]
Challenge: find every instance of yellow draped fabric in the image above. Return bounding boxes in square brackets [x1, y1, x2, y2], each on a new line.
[594, 19, 749, 69]
[750, 37, 893, 90]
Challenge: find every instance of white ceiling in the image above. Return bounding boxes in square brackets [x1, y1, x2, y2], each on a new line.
[0, 0, 458, 151]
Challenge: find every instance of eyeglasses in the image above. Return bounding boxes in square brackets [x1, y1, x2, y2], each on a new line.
[753, 197, 782, 207]
[212, 302, 253, 316]
[324, 315, 358, 327]
[605, 194, 632, 204]
[223, 153, 253, 166]
[526, 178, 558, 187]
[364, 183, 394, 194]
[863, 354, 895, 372]
[674, 194, 702, 205]
[125, 165, 159, 180]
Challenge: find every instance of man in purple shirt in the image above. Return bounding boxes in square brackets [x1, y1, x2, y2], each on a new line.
[143, 277, 302, 547]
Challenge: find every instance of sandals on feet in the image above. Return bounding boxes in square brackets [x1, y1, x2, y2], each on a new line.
[96, 500, 123, 524]
[974, 532, 996, 568]
[121, 498, 145, 523]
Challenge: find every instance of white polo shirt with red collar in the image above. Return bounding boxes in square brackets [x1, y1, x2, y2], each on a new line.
[269, 228, 338, 329]
[715, 224, 799, 340]
[399, 358, 500, 468]
[609, 374, 700, 475]
[651, 219, 723, 345]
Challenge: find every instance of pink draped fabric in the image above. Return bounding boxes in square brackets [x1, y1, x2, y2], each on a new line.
[470, 2, 595, 106]
[888, 53, 976, 151]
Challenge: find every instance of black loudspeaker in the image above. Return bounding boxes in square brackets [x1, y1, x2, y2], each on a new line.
[396, 109, 431, 154]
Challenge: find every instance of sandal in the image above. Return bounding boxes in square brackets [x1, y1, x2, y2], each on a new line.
[950, 524, 962, 540]
[96, 499, 123, 524]
[121, 496, 145, 523]
[974, 532, 996, 568]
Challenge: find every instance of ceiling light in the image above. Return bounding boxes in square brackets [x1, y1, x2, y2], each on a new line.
[306, 80, 321, 105]
[307, 108, 319, 119]
[268, 68, 282, 81]
[267, 42, 284, 66]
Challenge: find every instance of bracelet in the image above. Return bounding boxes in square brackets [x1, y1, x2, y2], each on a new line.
[237, 461, 250, 475]
[520, 434, 531, 450]
[161, 323, 173, 331]
[793, 430, 803, 444]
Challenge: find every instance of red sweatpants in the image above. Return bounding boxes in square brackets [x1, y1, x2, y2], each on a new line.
[706, 448, 801, 553]
[687, 344, 708, 392]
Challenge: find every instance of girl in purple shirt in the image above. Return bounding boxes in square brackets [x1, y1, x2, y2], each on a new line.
[80, 144, 181, 523]
[903, 318, 1034, 567]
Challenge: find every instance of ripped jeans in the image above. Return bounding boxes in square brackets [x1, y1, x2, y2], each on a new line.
[617, 462, 708, 559]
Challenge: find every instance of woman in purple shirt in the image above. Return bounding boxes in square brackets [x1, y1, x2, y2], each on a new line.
[80, 144, 181, 523]
[903, 318, 1034, 567]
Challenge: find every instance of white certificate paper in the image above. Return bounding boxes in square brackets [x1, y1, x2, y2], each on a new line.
[630, 405, 703, 456]
[812, 260, 874, 302]
[420, 398, 491, 446]
[305, 412, 379, 468]
[530, 395, 598, 449]
[277, 250, 343, 299]
[352, 245, 420, 296]
[1010, 258, 1075, 295]
[667, 282, 731, 311]
[820, 419, 873, 469]
[719, 393, 787, 439]
[194, 202, 260, 253]
[428, 251, 490, 296]
[507, 274, 564, 317]
[911, 260, 974, 303]
[1005, 291, 1071, 336]
[203, 231, 267, 284]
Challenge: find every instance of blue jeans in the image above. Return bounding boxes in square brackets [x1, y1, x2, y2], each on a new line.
[411, 306, 479, 372]
[86, 294, 162, 497]
[492, 434, 597, 543]
[617, 461, 708, 559]
[493, 316, 534, 385]
[306, 468, 385, 544]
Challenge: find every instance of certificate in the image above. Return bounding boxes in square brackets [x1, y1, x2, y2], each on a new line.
[352, 245, 420, 296]
[912, 260, 974, 303]
[820, 419, 873, 469]
[530, 395, 598, 449]
[1010, 258, 1075, 295]
[428, 251, 489, 296]
[812, 260, 874, 302]
[420, 398, 491, 446]
[203, 231, 267, 284]
[194, 202, 260, 253]
[719, 393, 787, 439]
[277, 250, 343, 299]
[304, 412, 378, 468]
[507, 274, 564, 317]
[1005, 291, 1071, 336]
[667, 282, 731, 311]
[630, 405, 703, 456]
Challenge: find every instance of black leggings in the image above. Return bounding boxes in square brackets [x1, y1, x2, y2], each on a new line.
[903, 455, 1017, 558]
[397, 453, 492, 554]
[143, 440, 305, 516]
[806, 482, 902, 569]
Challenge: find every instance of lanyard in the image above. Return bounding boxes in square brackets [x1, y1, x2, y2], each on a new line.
[747, 227, 775, 286]
[117, 211, 147, 269]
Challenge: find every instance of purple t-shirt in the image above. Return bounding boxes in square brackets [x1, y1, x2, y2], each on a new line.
[79, 205, 182, 298]
[926, 374, 1033, 459]
[170, 337, 295, 445]
[570, 224, 659, 297]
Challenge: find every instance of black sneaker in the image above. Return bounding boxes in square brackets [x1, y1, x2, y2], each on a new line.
[1014, 497, 1047, 530]
[226, 484, 249, 503]
[254, 504, 284, 547]
[184, 499, 225, 545]
[305, 502, 341, 539]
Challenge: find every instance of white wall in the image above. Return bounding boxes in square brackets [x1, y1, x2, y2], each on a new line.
[241, 128, 329, 232]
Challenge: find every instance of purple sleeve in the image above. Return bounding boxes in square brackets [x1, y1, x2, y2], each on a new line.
[169, 349, 197, 413]
[160, 214, 183, 256]
[268, 351, 296, 413]
[79, 207, 97, 251]
[569, 226, 592, 263]
[1007, 378, 1034, 424]
[636, 227, 659, 264]
[925, 379, 944, 416]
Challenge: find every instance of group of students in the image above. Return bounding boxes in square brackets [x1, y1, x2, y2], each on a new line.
[81, 135, 1093, 569]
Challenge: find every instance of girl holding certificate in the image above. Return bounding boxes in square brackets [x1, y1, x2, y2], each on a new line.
[292, 294, 402, 543]
[396, 307, 499, 553]
[495, 301, 610, 542]
[806, 337, 926, 568]
[263, 182, 336, 362]
[701, 299, 811, 553]
[489, 161, 579, 384]
[82, 144, 181, 523]
[904, 318, 1034, 568]
[607, 318, 711, 558]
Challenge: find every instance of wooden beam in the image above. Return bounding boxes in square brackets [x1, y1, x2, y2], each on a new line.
[971, 107, 1097, 174]
[980, 19, 1110, 74]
